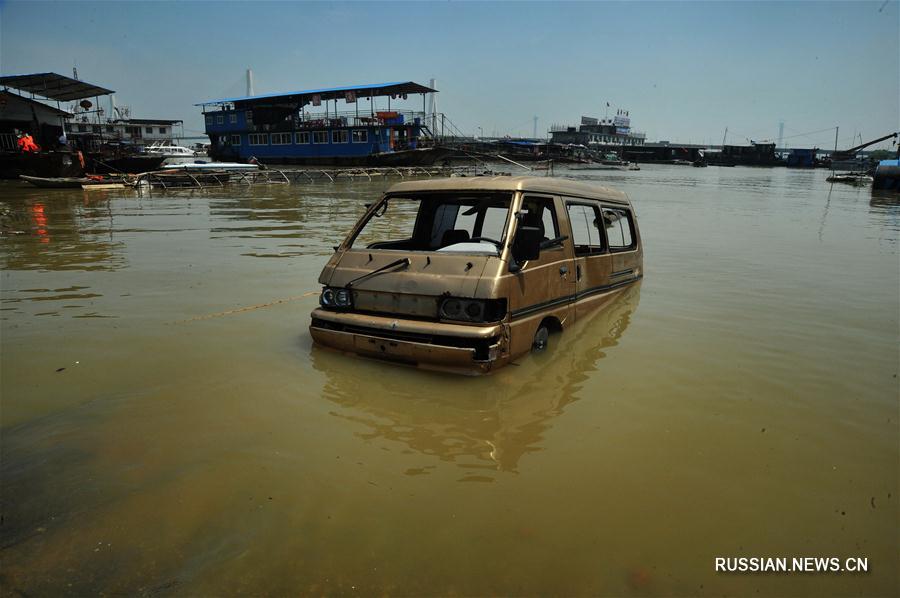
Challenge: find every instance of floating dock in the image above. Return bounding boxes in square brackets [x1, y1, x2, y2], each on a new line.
[132, 164, 482, 191]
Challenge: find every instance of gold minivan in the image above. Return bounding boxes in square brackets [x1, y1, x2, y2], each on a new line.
[310, 176, 642, 374]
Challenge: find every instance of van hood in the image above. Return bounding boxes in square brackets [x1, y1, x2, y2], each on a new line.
[322, 250, 494, 298]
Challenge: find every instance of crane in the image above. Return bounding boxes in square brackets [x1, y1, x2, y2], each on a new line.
[831, 131, 898, 161]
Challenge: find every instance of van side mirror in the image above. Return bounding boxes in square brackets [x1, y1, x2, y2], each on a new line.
[512, 226, 542, 264]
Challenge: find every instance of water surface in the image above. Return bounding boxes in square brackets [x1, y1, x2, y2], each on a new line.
[1, 166, 897, 596]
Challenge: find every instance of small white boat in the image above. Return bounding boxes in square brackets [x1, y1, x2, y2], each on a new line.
[827, 172, 873, 185]
[144, 143, 203, 165]
[160, 162, 261, 171]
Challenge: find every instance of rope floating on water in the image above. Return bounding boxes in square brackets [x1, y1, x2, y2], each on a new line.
[175, 291, 319, 324]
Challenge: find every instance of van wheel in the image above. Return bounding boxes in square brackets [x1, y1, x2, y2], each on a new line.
[532, 324, 550, 352]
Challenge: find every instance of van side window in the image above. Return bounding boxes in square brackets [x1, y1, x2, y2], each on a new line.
[602, 208, 635, 250]
[566, 204, 604, 255]
[520, 196, 559, 242]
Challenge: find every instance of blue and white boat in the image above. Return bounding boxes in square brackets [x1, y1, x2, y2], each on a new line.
[196, 81, 451, 166]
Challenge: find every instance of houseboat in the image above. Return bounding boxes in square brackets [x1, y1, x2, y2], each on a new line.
[197, 81, 452, 166]
[0, 72, 114, 179]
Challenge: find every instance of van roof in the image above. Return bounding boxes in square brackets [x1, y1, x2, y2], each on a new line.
[386, 176, 631, 205]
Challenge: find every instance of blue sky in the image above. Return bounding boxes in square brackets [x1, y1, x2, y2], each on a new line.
[1, 1, 897, 149]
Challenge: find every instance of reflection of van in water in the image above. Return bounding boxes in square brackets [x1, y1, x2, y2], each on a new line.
[310, 176, 643, 374]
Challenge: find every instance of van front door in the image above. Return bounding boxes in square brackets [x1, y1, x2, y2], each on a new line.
[564, 201, 611, 318]
[506, 195, 575, 349]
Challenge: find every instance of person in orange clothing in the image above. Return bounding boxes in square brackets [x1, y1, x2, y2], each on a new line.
[16, 132, 41, 153]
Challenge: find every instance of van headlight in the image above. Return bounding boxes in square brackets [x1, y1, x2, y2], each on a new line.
[320, 287, 352, 309]
[439, 297, 504, 323]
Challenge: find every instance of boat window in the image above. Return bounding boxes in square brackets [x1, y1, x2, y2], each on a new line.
[216, 116, 223, 125]
[159, 127, 167, 135]
[332, 130, 349, 143]
[271, 133, 292, 145]
[602, 208, 635, 250]
[295, 132, 310, 144]
[313, 131, 328, 144]
[229, 114, 237, 124]
[352, 130, 368, 143]
[246, 111, 253, 123]
[230, 135, 241, 145]
[348, 193, 512, 254]
[248, 133, 268, 146]
[566, 203, 604, 255]
[205, 115, 212, 125]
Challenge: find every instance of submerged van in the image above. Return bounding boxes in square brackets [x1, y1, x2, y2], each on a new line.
[310, 176, 643, 374]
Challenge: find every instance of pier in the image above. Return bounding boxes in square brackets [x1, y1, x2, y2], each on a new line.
[130, 164, 481, 191]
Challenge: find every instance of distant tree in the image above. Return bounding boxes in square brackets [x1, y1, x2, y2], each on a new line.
[869, 149, 895, 161]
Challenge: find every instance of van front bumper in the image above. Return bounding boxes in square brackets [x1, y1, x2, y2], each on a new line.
[309, 308, 506, 374]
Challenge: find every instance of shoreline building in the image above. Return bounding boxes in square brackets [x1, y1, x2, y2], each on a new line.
[64, 116, 183, 146]
[549, 112, 646, 148]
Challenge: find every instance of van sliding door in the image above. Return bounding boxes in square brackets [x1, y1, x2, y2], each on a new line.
[564, 202, 611, 318]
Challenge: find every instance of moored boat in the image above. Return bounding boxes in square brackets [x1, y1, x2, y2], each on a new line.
[19, 174, 129, 188]
[197, 81, 453, 167]
[160, 161, 261, 171]
[826, 172, 874, 185]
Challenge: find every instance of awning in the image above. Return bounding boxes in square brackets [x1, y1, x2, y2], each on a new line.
[197, 81, 436, 107]
[0, 72, 114, 101]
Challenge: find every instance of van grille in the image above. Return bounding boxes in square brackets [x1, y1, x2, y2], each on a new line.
[311, 318, 499, 360]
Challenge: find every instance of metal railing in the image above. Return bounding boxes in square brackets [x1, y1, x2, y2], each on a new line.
[0, 133, 18, 151]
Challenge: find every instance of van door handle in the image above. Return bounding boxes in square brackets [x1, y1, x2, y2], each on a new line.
[559, 265, 568, 276]
[576, 265, 582, 280]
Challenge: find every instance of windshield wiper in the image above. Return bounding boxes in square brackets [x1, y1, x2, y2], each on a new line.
[346, 257, 410, 288]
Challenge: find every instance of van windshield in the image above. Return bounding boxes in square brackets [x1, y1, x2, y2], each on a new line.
[349, 193, 513, 255]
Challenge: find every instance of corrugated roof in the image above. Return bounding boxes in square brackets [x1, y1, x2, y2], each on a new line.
[0, 90, 72, 117]
[0, 72, 114, 101]
[196, 81, 436, 107]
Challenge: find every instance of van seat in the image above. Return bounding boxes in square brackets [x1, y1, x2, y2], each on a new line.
[441, 229, 470, 247]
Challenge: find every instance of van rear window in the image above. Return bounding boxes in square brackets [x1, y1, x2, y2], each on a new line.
[602, 208, 635, 250]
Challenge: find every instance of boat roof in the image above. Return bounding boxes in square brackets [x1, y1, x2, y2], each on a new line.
[196, 81, 436, 107]
[0, 89, 72, 117]
[0, 72, 114, 101]
[386, 176, 631, 205]
[119, 118, 183, 125]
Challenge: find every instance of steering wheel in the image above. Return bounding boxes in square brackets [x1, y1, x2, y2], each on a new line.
[468, 236, 502, 248]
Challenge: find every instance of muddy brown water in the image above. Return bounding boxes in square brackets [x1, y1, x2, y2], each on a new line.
[1, 166, 897, 596]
